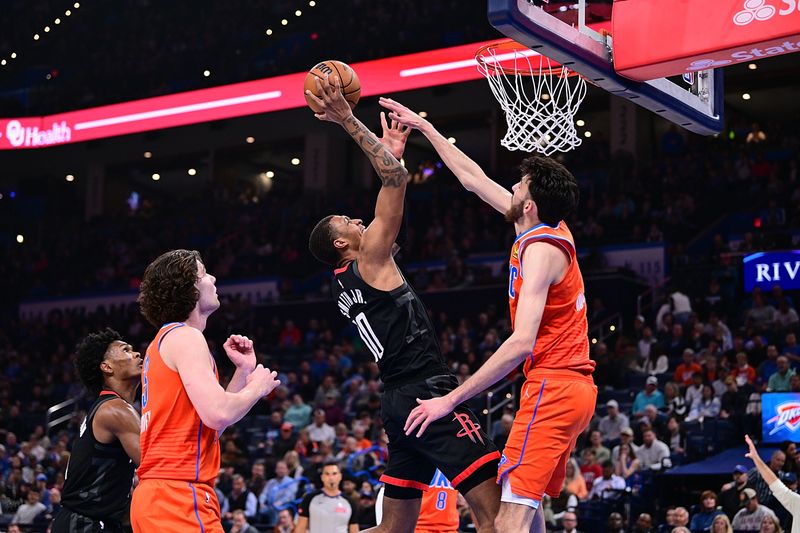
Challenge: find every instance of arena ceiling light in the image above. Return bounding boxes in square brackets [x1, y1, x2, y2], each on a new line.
[3, 2, 81, 69]
[265, 2, 316, 38]
[187, 168, 197, 176]
[742, 93, 751, 100]
[151, 173, 160, 181]
[16, 235, 24, 244]
[291, 157, 300, 165]
[576, 119, 585, 127]
[246, 136, 255, 144]
[143, 151, 152, 158]
[65, 174, 75, 182]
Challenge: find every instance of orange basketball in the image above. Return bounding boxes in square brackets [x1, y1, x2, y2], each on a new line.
[303, 60, 361, 113]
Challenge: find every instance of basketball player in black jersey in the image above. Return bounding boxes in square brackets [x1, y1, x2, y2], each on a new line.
[52, 328, 142, 533]
[307, 76, 501, 533]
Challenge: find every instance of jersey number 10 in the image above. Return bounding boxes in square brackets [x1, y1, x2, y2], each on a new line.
[355, 312, 384, 362]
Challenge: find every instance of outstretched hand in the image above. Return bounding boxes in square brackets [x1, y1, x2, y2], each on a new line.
[404, 396, 454, 438]
[305, 75, 353, 124]
[379, 97, 430, 131]
[744, 434, 758, 461]
[378, 111, 411, 160]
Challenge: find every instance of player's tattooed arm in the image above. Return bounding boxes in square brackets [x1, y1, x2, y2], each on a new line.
[342, 114, 409, 187]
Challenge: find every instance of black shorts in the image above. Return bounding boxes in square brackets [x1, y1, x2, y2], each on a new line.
[380, 374, 500, 496]
[51, 508, 127, 533]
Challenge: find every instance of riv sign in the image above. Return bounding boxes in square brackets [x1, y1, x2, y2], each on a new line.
[743, 250, 800, 292]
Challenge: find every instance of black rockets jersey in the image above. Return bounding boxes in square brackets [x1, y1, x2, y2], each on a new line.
[60, 392, 136, 523]
[332, 260, 450, 386]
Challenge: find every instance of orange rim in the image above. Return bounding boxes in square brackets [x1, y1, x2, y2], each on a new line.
[475, 39, 578, 78]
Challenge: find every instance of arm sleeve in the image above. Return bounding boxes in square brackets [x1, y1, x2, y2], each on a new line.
[769, 479, 800, 514]
[246, 492, 258, 517]
[348, 500, 359, 524]
[297, 493, 314, 517]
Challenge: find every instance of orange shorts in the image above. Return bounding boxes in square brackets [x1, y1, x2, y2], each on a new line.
[497, 370, 597, 501]
[131, 479, 222, 533]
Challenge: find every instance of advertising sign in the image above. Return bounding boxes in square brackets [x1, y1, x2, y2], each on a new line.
[763, 393, 800, 443]
[743, 250, 800, 292]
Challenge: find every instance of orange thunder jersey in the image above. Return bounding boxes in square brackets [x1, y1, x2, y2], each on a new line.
[507, 221, 594, 377]
[416, 470, 459, 533]
[138, 323, 221, 485]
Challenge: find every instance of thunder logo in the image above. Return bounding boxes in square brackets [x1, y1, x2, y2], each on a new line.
[766, 402, 800, 435]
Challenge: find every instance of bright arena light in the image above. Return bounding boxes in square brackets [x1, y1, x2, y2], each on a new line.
[419, 111, 428, 118]
[74, 2, 80, 8]
[10, 52, 16, 59]
[447, 137, 456, 144]
[748, 63, 757, 70]
[188, 168, 197, 176]
[65, 174, 75, 182]
[576, 119, 585, 127]
[246, 136, 255, 144]
[742, 93, 751, 100]
[295, 10, 302, 16]
[266, 171, 275, 178]
[34, 34, 40, 40]
[1, 60, 5, 66]
[143, 151, 152, 158]
[309, 0, 316, 5]
[291, 157, 300, 165]
[55, 18, 61, 24]
[65, 9, 71, 16]
[151, 173, 160, 181]
[266, 29, 273, 36]
[203, 69, 211, 77]
[281, 19, 288, 25]
[16, 235, 24, 244]
[584, 131, 592, 138]
[44, 26, 51, 32]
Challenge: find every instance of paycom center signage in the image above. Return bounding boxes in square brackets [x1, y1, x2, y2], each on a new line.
[743, 250, 800, 293]
[763, 393, 800, 443]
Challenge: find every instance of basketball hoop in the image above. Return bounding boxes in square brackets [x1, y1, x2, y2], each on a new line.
[476, 39, 587, 155]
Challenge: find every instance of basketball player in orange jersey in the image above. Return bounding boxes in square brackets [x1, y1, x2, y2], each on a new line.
[381, 97, 598, 533]
[307, 77, 501, 533]
[131, 250, 280, 532]
[376, 469, 461, 533]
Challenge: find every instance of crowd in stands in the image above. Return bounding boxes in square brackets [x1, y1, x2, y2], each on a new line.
[0, 0, 494, 116]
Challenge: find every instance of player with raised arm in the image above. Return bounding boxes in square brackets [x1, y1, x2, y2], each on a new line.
[130, 249, 280, 532]
[381, 97, 597, 533]
[306, 77, 501, 533]
[52, 329, 141, 533]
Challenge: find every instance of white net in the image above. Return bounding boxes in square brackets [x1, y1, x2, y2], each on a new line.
[476, 43, 587, 155]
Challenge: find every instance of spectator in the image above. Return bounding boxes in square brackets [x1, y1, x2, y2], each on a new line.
[588, 461, 626, 500]
[775, 300, 799, 334]
[634, 512, 654, 533]
[259, 461, 299, 526]
[667, 324, 690, 359]
[734, 352, 758, 386]
[638, 326, 658, 360]
[225, 474, 258, 520]
[674, 507, 690, 528]
[686, 385, 722, 422]
[768, 356, 796, 392]
[685, 372, 705, 411]
[599, 400, 630, 441]
[274, 508, 295, 533]
[720, 376, 747, 419]
[306, 409, 336, 445]
[564, 458, 588, 500]
[732, 488, 778, 531]
[12, 489, 46, 526]
[284, 450, 305, 479]
[633, 377, 666, 416]
[612, 427, 640, 463]
[663, 382, 688, 420]
[278, 320, 302, 348]
[274, 423, 298, 458]
[760, 345, 781, 380]
[689, 490, 725, 531]
[637, 430, 671, 470]
[675, 349, 703, 386]
[249, 462, 267, 498]
[284, 394, 313, 428]
[584, 430, 611, 465]
[230, 509, 260, 533]
[663, 416, 686, 457]
[747, 292, 777, 334]
[608, 512, 626, 533]
[749, 450, 787, 504]
[560, 511, 581, 533]
[721, 465, 751, 517]
[711, 514, 734, 533]
[614, 442, 641, 483]
[580, 448, 602, 490]
[759, 515, 783, 533]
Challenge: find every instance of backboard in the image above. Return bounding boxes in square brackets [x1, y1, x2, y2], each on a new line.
[487, 0, 725, 135]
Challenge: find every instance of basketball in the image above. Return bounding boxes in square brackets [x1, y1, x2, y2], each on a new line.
[303, 60, 361, 113]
